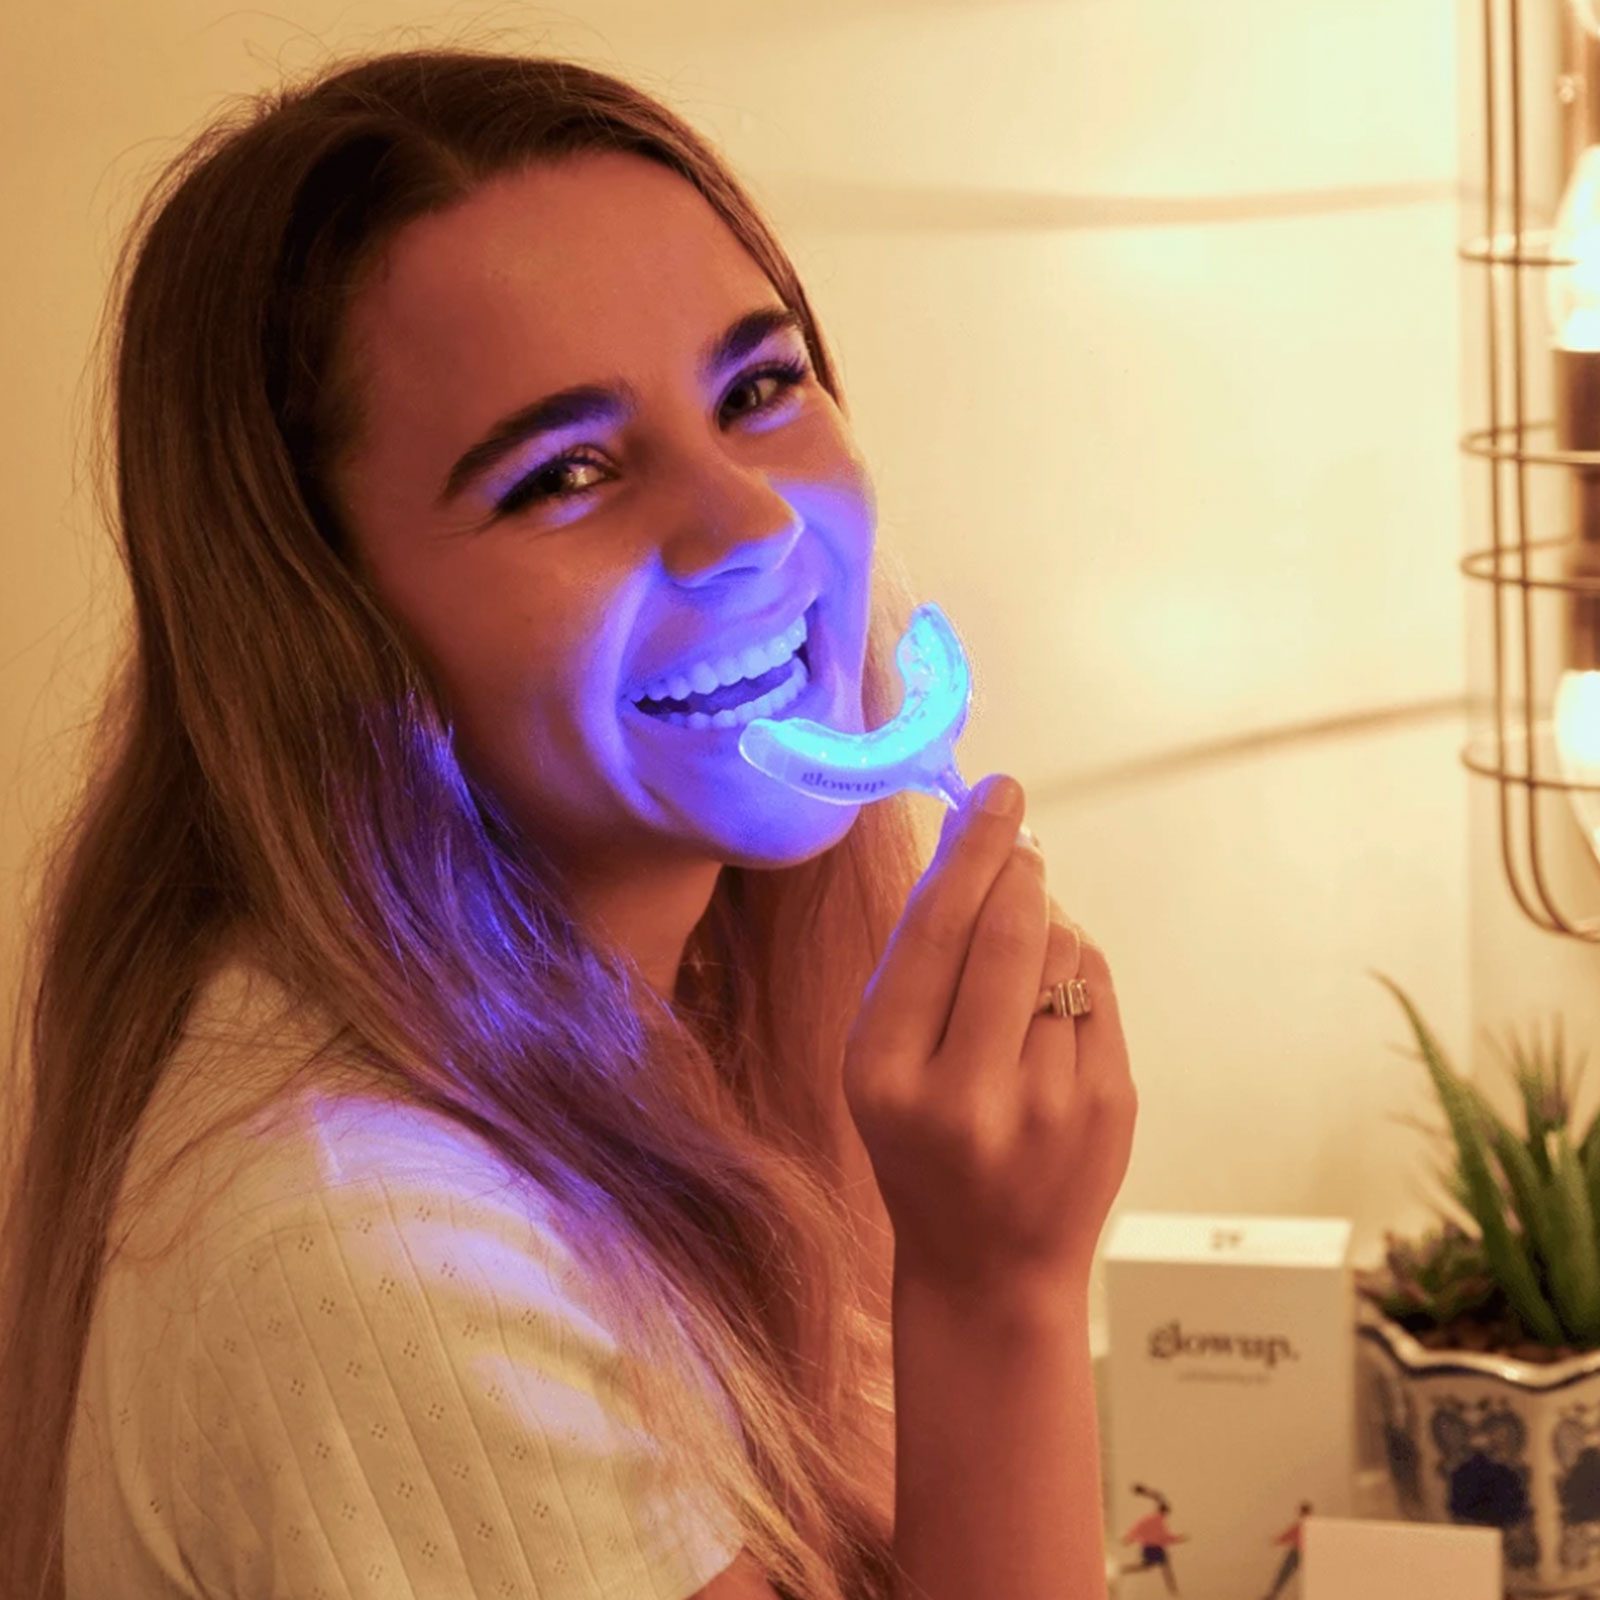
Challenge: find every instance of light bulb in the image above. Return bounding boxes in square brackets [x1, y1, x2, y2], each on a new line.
[1545, 7, 1600, 873]
[1549, 146, 1600, 351]
[1554, 669, 1600, 854]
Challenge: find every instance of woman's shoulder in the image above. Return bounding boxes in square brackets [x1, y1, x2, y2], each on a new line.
[108, 933, 567, 1293]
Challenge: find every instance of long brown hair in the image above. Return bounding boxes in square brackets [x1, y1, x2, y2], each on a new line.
[0, 46, 936, 1600]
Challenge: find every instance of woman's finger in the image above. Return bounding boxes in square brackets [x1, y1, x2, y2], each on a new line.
[936, 839, 1049, 1080]
[847, 777, 1029, 1085]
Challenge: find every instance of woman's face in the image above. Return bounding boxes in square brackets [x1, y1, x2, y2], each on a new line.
[334, 150, 875, 892]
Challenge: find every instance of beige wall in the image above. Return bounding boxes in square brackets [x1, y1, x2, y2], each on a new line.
[2, 0, 1517, 1348]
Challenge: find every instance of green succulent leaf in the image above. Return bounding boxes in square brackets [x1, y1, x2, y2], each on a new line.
[1434, 1162, 1477, 1226]
[1499, 1032, 1555, 1178]
[1520, 1075, 1555, 1181]
[1371, 973, 1565, 1346]
[1481, 1109, 1557, 1265]
[1554, 1135, 1600, 1342]
[1584, 1118, 1600, 1252]
[1580, 1104, 1600, 1181]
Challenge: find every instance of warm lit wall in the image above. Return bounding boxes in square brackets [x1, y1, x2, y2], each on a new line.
[3, 1, 1478, 1347]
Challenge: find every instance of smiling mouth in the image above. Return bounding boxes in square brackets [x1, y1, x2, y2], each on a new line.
[630, 643, 812, 732]
[628, 602, 819, 725]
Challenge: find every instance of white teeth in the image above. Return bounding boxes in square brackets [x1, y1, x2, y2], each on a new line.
[667, 656, 809, 729]
[630, 607, 812, 704]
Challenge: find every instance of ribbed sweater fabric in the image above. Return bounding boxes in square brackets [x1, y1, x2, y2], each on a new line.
[63, 947, 743, 1599]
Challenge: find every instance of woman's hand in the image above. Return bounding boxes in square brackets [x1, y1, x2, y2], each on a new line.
[842, 774, 1137, 1305]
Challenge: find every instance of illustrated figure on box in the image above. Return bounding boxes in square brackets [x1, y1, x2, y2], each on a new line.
[1118, 1481, 1189, 1594]
[1258, 1499, 1312, 1600]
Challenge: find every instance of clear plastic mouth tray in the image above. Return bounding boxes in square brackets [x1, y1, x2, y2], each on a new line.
[737, 600, 973, 810]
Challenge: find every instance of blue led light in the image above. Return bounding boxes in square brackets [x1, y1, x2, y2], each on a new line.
[737, 601, 973, 809]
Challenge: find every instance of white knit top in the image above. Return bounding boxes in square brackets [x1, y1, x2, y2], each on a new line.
[63, 944, 745, 1599]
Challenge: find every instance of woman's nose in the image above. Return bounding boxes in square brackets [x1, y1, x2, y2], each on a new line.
[657, 459, 805, 585]
[667, 519, 804, 588]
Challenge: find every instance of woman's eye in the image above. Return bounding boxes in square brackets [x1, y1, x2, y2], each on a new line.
[493, 357, 811, 517]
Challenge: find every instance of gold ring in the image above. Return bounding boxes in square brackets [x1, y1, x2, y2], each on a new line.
[1035, 978, 1091, 1019]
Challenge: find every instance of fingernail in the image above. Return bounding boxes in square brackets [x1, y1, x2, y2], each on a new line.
[1017, 824, 1042, 851]
[979, 775, 1023, 817]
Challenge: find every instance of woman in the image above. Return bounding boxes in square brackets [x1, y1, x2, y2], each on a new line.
[0, 47, 1135, 1600]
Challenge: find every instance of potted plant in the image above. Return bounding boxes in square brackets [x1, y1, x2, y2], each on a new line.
[1357, 973, 1600, 1596]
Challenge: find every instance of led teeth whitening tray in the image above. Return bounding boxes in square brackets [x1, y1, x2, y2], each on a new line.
[737, 601, 973, 810]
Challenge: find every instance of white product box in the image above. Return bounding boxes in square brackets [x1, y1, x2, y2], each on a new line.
[1104, 1212, 1355, 1600]
[1301, 1516, 1502, 1600]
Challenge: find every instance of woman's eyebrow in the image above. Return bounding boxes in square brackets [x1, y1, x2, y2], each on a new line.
[436, 305, 805, 509]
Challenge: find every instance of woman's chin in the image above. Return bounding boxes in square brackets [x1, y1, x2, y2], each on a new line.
[714, 802, 861, 869]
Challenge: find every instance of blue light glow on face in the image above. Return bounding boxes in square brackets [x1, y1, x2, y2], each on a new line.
[737, 601, 972, 810]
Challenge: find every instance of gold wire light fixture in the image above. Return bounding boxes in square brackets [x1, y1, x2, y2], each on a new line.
[1462, 0, 1600, 939]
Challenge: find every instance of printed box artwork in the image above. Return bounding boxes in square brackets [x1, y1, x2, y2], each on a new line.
[1104, 1212, 1355, 1600]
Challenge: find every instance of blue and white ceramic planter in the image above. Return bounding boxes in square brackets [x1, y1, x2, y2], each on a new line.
[1358, 1297, 1600, 1597]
